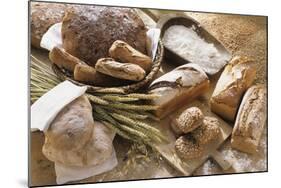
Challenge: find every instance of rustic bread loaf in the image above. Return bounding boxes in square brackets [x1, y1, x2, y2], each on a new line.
[42, 96, 115, 167]
[42, 96, 94, 164]
[95, 58, 146, 81]
[61, 5, 147, 66]
[231, 85, 266, 154]
[148, 64, 209, 119]
[210, 56, 257, 122]
[31, 2, 67, 48]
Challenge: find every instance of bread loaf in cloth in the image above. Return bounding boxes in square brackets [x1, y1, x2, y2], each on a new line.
[31, 81, 117, 184]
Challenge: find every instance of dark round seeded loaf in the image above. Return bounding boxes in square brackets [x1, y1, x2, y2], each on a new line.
[61, 5, 147, 66]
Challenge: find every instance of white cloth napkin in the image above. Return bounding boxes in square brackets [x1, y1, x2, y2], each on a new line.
[31, 80, 87, 132]
[55, 148, 118, 184]
[40, 23, 63, 51]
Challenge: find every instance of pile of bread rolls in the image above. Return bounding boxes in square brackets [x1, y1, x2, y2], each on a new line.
[50, 40, 152, 86]
[171, 107, 222, 159]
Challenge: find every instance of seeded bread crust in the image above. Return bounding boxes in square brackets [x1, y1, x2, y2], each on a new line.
[175, 135, 204, 159]
[192, 116, 221, 145]
[172, 107, 204, 135]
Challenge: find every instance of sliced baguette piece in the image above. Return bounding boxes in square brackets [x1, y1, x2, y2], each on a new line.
[95, 58, 146, 81]
[231, 85, 266, 154]
[148, 63, 209, 119]
[109, 40, 152, 72]
[210, 56, 257, 122]
[49, 46, 85, 72]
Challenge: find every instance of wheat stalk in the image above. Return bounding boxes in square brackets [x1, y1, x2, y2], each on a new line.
[30, 55, 165, 144]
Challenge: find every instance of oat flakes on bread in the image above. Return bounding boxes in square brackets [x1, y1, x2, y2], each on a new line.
[31, 2, 68, 48]
[192, 116, 221, 145]
[171, 107, 204, 135]
[61, 5, 147, 66]
[175, 135, 204, 160]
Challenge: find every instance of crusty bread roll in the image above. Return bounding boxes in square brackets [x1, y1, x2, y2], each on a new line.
[42, 96, 115, 167]
[231, 85, 266, 154]
[148, 64, 209, 119]
[95, 58, 146, 81]
[74, 64, 129, 87]
[171, 107, 203, 135]
[61, 5, 147, 66]
[31, 2, 67, 49]
[192, 116, 221, 145]
[175, 135, 204, 160]
[210, 56, 257, 122]
[49, 46, 85, 72]
[109, 40, 152, 72]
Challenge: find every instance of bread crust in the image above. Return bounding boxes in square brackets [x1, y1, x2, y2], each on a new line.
[74, 63, 129, 87]
[210, 56, 257, 122]
[172, 107, 204, 135]
[43, 96, 93, 152]
[49, 46, 85, 72]
[95, 58, 146, 81]
[231, 85, 266, 154]
[109, 40, 152, 72]
[175, 135, 204, 159]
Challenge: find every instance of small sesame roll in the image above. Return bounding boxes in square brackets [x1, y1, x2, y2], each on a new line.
[175, 135, 204, 160]
[192, 116, 221, 145]
[171, 107, 204, 135]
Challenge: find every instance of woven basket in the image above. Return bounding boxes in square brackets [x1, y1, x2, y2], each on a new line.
[52, 40, 164, 94]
